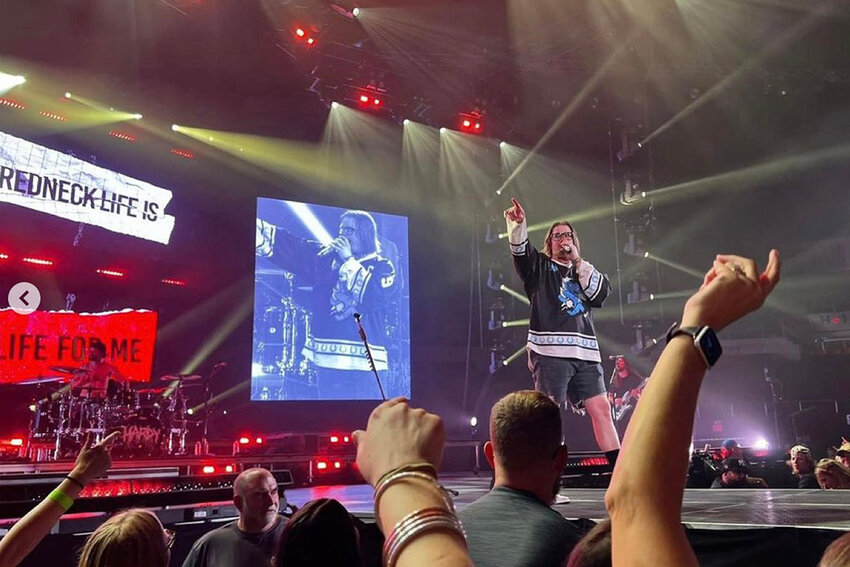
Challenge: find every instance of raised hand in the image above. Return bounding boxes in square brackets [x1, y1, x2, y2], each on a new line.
[352, 397, 445, 486]
[70, 431, 120, 486]
[504, 197, 525, 224]
[684, 249, 781, 332]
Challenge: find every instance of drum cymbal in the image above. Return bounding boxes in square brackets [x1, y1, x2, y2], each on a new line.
[159, 374, 202, 382]
[19, 376, 65, 385]
[50, 366, 88, 375]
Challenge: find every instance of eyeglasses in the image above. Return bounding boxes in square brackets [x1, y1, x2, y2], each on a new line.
[164, 528, 176, 550]
[339, 226, 356, 236]
[551, 231, 573, 241]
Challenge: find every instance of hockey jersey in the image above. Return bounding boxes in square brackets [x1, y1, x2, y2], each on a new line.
[506, 218, 610, 363]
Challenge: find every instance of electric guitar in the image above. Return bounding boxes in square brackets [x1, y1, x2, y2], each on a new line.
[612, 377, 649, 422]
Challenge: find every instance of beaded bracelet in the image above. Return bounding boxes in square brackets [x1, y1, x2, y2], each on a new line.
[382, 506, 466, 567]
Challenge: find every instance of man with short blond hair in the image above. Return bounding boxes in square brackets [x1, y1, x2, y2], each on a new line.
[459, 390, 582, 567]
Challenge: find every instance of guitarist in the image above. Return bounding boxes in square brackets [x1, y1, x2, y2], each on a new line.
[608, 356, 647, 426]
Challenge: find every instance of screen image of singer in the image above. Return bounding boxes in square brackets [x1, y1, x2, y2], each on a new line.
[252, 198, 410, 401]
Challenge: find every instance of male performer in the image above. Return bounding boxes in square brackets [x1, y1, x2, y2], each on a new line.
[608, 355, 646, 426]
[72, 338, 125, 399]
[256, 210, 398, 400]
[504, 197, 620, 465]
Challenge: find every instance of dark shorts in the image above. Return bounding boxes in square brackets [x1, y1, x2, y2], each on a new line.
[528, 350, 606, 407]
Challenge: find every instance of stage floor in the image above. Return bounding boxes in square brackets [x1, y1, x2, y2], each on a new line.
[285, 474, 850, 531]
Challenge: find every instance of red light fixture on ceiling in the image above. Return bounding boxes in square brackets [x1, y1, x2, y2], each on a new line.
[0, 97, 25, 110]
[109, 131, 136, 142]
[316, 460, 328, 470]
[96, 268, 125, 278]
[162, 278, 187, 287]
[202, 465, 216, 474]
[170, 149, 194, 160]
[458, 112, 484, 134]
[39, 111, 67, 122]
[22, 257, 53, 267]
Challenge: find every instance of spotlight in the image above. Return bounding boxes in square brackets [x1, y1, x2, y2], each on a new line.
[463, 119, 471, 128]
[307, 38, 315, 46]
[403, 119, 410, 125]
[171, 124, 179, 132]
[499, 141, 506, 148]
[439, 127, 447, 134]
[131, 113, 143, 120]
[295, 28, 306, 37]
[359, 95, 369, 103]
[649, 293, 655, 301]
[352, 6, 360, 17]
[331, 101, 338, 108]
[754, 438, 770, 450]
[469, 416, 478, 427]
[458, 112, 484, 134]
[64, 92, 72, 99]
[643, 251, 650, 258]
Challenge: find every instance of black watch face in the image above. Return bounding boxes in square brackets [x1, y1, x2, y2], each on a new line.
[698, 328, 723, 366]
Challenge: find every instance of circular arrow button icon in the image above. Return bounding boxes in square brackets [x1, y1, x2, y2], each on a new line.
[8, 282, 41, 315]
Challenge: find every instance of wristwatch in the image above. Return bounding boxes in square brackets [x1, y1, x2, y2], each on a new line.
[665, 322, 722, 369]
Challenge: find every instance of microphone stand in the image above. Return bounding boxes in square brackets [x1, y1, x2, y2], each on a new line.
[199, 364, 226, 455]
[353, 313, 387, 400]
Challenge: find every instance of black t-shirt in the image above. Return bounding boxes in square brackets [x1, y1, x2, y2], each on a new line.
[182, 518, 285, 567]
[798, 472, 819, 489]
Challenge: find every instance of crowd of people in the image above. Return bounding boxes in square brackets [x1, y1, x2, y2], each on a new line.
[3, 228, 850, 567]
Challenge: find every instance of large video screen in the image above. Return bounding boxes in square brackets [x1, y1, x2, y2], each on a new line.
[252, 198, 411, 401]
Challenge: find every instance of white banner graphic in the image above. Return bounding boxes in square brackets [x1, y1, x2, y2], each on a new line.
[0, 131, 175, 245]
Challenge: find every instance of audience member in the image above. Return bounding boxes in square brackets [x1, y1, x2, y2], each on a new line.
[710, 458, 767, 488]
[834, 439, 850, 469]
[565, 520, 612, 567]
[815, 458, 850, 490]
[458, 390, 582, 567]
[353, 397, 472, 567]
[182, 468, 285, 567]
[605, 250, 781, 566]
[274, 498, 362, 566]
[819, 531, 850, 567]
[0, 431, 119, 567]
[77, 508, 172, 567]
[789, 445, 819, 489]
[719, 439, 742, 460]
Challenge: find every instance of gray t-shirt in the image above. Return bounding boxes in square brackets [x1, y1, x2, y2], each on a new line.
[458, 486, 582, 567]
[181, 518, 285, 567]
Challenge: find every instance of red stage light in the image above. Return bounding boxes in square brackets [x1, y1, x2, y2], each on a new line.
[833, 317, 842, 324]
[255, 437, 263, 444]
[316, 461, 328, 470]
[170, 149, 194, 159]
[296, 28, 306, 37]
[39, 111, 67, 122]
[96, 268, 125, 278]
[373, 98, 381, 105]
[343, 435, 350, 443]
[9, 438, 24, 447]
[359, 95, 369, 103]
[0, 97, 26, 110]
[334, 461, 342, 469]
[0, 253, 8, 260]
[307, 38, 315, 45]
[202, 465, 216, 474]
[238, 437, 250, 444]
[22, 257, 53, 267]
[459, 113, 484, 134]
[474, 122, 481, 129]
[161, 278, 187, 286]
[225, 465, 234, 473]
[108, 131, 136, 142]
[462, 120, 471, 127]
[330, 435, 340, 443]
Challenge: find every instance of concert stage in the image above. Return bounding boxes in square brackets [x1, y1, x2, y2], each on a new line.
[4, 464, 848, 567]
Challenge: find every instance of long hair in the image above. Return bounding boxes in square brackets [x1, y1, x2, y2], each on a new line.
[566, 520, 611, 567]
[341, 210, 380, 256]
[542, 221, 580, 259]
[78, 509, 168, 567]
[275, 498, 362, 567]
[820, 532, 850, 567]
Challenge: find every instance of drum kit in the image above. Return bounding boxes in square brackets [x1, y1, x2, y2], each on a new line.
[24, 368, 201, 460]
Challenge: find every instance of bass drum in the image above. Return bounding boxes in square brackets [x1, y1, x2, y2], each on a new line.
[110, 416, 163, 457]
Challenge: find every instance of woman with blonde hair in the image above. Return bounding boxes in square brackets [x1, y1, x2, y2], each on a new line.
[815, 458, 850, 490]
[77, 508, 173, 567]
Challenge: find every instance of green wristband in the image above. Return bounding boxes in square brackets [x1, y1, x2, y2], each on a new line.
[48, 489, 74, 512]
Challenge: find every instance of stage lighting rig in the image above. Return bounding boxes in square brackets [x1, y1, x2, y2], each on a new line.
[458, 111, 484, 134]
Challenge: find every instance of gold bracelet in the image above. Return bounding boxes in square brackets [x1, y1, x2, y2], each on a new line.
[373, 471, 455, 525]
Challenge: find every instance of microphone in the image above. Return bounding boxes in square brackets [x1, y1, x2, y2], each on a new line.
[318, 244, 333, 257]
[354, 312, 362, 322]
[562, 245, 572, 254]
